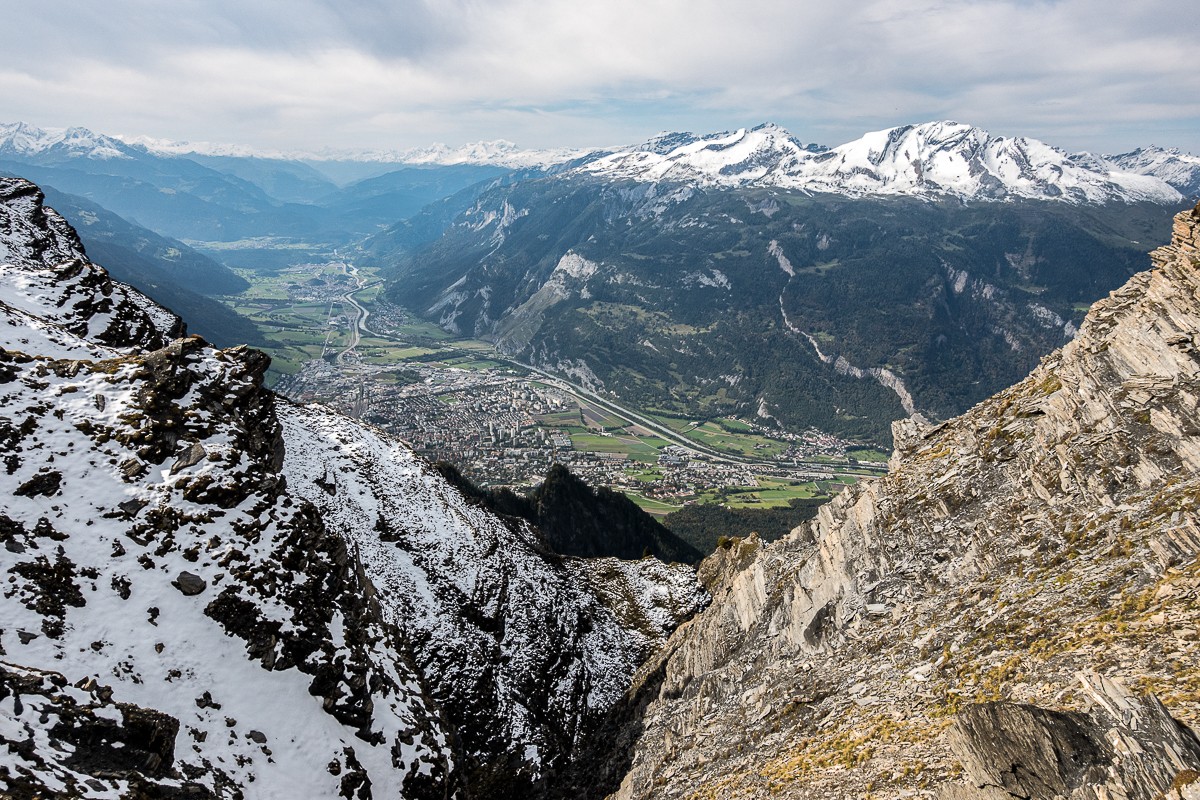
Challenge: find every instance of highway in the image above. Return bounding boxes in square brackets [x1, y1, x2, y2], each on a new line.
[322, 262, 883, 477]
[435, 343, 884, 477]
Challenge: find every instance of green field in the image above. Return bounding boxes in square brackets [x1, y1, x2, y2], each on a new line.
[683, 421, 787, 458]
[690, 478, 832, 509]
[847, 447, 889, 463]
[625, 494, 685, 517]
[569, 432, 664, 461]
[537, 410, 585, 427]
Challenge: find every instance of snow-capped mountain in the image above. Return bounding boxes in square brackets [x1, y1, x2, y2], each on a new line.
[8, 119, 1194, 200]
[580, 122, 827, 187]
[580, 121, 1184, 204]
[0, 177, 704, 798]
[0, 122, 138, 162]
[1102, 146, 1200, 199]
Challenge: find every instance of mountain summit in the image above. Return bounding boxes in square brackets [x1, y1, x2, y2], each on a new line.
[580, 120, 1183, 203]
[0, 122, 137, 162]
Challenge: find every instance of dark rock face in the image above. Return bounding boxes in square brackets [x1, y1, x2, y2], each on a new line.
[947, 703, 1111, 798]
[946, 675, 1200, 800]
[0, 663, 210, 799]
[531, 464, 702, 564]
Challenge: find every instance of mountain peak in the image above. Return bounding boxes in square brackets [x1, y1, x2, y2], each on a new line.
[576, 119, 1183, 204]
[0, 121, 134, 160]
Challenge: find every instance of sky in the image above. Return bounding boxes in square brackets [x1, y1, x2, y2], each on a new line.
[3, 0, 1197, 155]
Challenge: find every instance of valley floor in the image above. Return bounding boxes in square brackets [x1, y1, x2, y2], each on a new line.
[219, 260, 883, 516]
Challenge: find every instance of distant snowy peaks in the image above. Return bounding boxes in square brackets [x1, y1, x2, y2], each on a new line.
[124, 131, 587, 168]
[116, 133, 279, 159]
[376, 139, 590, 168]
[815, 121, 1180, 203]
[1101, 146, 1200, 199]
[4, 119, 1196, 202]
[0, 122, 134, 161]
[588, 123, 829, 185]
[581, 120, 1185, 204]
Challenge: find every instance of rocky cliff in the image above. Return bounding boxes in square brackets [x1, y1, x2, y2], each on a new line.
[604, 204, 1200, 799]
[0, 177, 705, 799]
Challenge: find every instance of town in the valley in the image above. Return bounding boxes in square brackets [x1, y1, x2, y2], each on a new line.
[246, 261, 885, 513]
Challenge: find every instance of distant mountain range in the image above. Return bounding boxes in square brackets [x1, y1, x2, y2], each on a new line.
[375, 122, 1198, 444]
[6, 119, 1196, 202]
[3, 119, 1198, 446]
[579, 121, 1196, 204]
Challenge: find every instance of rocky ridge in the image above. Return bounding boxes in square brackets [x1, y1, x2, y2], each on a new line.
[0, 177, 705, 798]
[602, 203, 1200, 799]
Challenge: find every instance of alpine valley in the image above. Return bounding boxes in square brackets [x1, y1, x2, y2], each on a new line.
[375, 122, 1200, 444]
[2, 112, 1200, 800]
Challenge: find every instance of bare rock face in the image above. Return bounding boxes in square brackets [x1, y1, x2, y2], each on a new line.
[605, 204, 1200, 799]
[945, 674, 1200, 800]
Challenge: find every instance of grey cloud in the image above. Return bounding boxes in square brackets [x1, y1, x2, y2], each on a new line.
[1, 0, 1196, 154]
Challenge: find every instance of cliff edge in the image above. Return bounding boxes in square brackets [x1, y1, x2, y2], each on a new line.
[608, 204, 1200, 799]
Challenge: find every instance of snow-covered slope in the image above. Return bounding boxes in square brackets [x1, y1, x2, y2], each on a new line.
[1102, 146, 1200, 199]
[0, 177, 704, 798]
[580, 122, 825, 188]
[579, 121, 1184, 204]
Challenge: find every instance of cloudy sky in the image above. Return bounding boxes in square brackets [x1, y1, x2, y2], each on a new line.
[4, 0, 1197, 154]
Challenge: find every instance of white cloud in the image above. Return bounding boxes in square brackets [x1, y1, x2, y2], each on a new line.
[2, 0, 1196, 153]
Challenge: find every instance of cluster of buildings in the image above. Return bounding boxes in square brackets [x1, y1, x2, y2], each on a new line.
[276, 352, 864, 506]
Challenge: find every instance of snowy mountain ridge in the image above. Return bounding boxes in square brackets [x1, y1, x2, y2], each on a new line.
[579, 120, 1185, 204]
[0, 176, 704, 798]
[1101, 145, 1200, 199]
[118, 130, 590, 168]
[5, 120, 1197, 201]
[0, 122, 137, 161]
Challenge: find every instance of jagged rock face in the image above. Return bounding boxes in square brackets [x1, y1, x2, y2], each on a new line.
[0, 176, 705, 798]
[944, 674, 1200, 800]
[1, 320, 453, 798]
[607, 205, 1200, 799]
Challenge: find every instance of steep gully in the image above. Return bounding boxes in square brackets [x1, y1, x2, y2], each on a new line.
[771, 239, 921, 418]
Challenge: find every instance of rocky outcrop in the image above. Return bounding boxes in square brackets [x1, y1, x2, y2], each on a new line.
[0, 179, 183, 352]
[606, 204, 1200, 799]
[945, 673, 1200, 800]
[0, 176, 705, 798]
